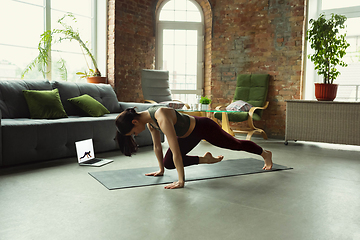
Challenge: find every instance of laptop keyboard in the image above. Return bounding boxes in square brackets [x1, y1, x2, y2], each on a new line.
[83, 158, 102, 164]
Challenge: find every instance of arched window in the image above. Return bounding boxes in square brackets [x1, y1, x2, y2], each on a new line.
[156, 0, 204, 104]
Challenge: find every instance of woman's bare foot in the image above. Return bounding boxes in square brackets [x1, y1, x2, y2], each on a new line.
[199, 152, 224, 164]
[261, 150, 273, 170]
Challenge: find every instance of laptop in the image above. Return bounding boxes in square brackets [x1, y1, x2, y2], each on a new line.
[75, 139, 113, 167]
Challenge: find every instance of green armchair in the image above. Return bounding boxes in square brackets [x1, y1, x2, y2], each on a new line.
[214, 74, 270, 140]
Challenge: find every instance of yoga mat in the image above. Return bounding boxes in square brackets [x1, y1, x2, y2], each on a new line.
[89, 158, 292, 190]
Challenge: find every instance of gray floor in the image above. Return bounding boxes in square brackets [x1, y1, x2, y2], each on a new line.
[1, 135, 360, 240]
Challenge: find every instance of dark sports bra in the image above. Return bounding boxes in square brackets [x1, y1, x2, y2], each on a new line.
[148, 106, 191, 137]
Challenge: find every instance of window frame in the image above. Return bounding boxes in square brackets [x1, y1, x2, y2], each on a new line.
[304, 0, 360, 101]
[156, 0, 204, 97]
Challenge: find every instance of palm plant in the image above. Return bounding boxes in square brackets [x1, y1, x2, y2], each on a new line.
[22, 13, 101, 80]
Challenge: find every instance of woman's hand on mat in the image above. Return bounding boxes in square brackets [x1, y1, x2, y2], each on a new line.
[164, 181, 185, 189]
[145, 170, 164, 177]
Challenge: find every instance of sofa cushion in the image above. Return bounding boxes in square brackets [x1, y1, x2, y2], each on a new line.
[0, 114, 155, 166]
[0, 80, 53, 118]
[23, 88, 68, 119]
[52, 81, 121, 115]
[68, 94, 110, 117]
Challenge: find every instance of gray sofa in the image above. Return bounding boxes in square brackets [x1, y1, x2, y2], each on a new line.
[0, 80, 159, 167]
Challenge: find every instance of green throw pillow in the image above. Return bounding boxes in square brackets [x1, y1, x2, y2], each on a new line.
[23, 88, 68, 119]
[68, 94, 110, 117]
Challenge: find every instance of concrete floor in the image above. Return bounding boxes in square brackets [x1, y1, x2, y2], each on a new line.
[1, 135, 360, 240]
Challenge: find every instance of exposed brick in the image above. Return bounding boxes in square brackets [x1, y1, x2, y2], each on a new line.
[108, 0, 305, 138]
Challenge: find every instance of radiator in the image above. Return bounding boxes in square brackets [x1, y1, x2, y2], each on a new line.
[285, 100, 360, 145]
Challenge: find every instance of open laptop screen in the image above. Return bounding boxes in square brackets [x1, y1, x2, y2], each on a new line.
[75, 139, 95, 163]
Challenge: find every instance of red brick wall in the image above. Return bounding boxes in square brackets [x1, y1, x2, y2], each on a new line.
[108, 0, 306, 138]
[108, 0, 156, 102]
[210, 0, 306, 137]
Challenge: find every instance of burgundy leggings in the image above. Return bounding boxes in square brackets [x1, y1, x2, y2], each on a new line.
[163, 116, 263, 169]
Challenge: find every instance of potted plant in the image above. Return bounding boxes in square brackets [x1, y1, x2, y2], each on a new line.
[22, 13, 106, 84]
[199, 96, 211, 110]
[306, 13, 350, 101]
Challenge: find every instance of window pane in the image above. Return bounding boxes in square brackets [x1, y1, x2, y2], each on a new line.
[344, 17, 360, 36]
[335, 17, 360, 101]
[172, 94, 197, 105]
[187, 1, 201, 22]
[51, 51, 88, 82]
[19, 0, 43, 5]
[322, 0, 360, 10]
[187, 1, 199, 11]
[174, 46, 186, 74]
[336, 85, 360, 101]
[50, 9, 92, 81]
[175, 30, 186, 45]
[0, 1, 43, 47]
[52, 0, 91, 17]
[159, 0, 201, 22]
[163, 30, 174, 44]
[159, 10, 175, 21]
[187, 11, 201, 22]
[186, 46, 197, 63]
[0, 0, 44, 80]
[0, 45, 43, 80]
[162, 28, 199, 90]
[162, 0, 175, 10]
[185, 75, 196, 89]
[175, 10, 187, 22]
[174, 0, 186, 11]
[51, 10, 92, 53]
[186, 30, 197, 45]
[186, 63, 197, 76]
[163, 45, 174, 72]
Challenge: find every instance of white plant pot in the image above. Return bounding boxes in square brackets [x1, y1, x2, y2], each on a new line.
[201, 104, 209, 111]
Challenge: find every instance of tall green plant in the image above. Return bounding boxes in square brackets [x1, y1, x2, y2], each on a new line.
[306, 13, 350, 84]
[21, 30, 52, 79]
[22, 13, 101, 80]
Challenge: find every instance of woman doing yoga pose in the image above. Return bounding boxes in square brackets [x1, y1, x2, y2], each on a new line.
[115, 106, 273, 189]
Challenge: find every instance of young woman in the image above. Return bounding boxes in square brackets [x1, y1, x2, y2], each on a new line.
[115, 106, 273, 189]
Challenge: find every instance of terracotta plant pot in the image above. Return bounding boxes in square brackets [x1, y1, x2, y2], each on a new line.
[87, 76, 107, 84]
[314, 83, 338, 101]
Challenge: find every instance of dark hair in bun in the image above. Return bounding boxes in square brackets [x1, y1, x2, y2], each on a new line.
[115, 108, 140, 156]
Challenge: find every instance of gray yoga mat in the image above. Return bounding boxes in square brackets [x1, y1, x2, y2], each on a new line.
[89, 158, 292, 190]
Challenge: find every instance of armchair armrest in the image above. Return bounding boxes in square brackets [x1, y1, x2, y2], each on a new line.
[171, 99, 190, 109]
[248, 101, 269, 117]
[215, 105, 226, 110]
[143, 99, 157, 104]
[215, 99, 235, 111]
[247, 101, 269, 128]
